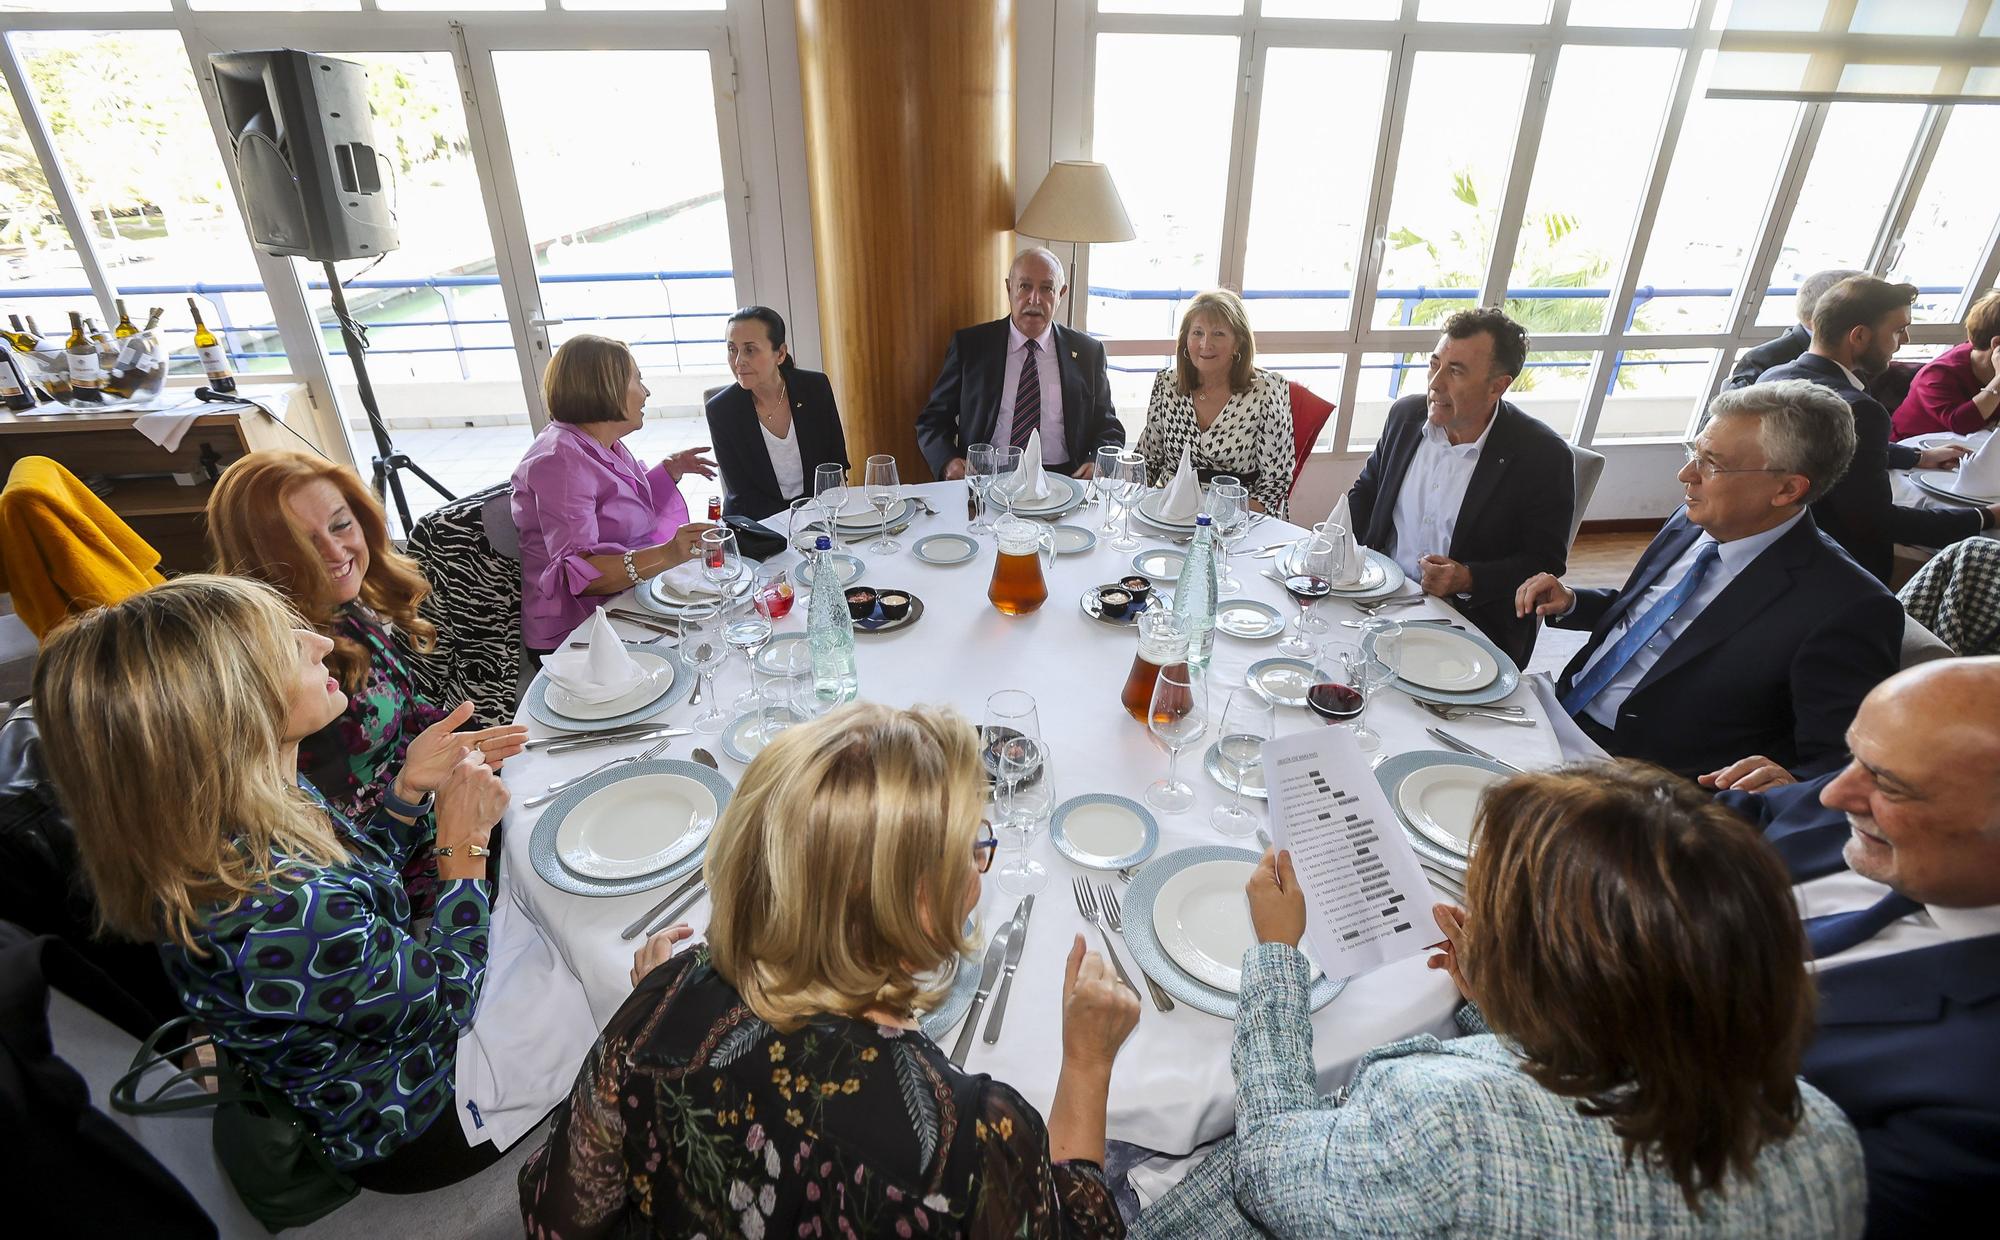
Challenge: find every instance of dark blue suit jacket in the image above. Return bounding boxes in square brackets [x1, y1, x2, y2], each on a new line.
[704, 368, 849, 521]
[1721, 776, 2000, 1237]
[1551, 508, 1901, 778]
[914, 318, 1124, 479]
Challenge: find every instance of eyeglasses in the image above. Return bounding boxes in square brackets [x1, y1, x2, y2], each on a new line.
[1680, 443, 1790, 482]
[973, 819, 999, 874]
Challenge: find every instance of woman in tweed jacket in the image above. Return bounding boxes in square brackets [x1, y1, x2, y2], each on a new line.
[1136, 763, 1866, 1239]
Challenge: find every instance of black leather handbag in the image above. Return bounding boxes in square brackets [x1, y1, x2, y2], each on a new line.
[721, 513, 788, 561]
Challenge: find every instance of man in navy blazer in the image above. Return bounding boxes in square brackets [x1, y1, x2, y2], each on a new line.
[1716, 657, 2000, 1237]
[1518, 380, 1902, 779]
[1721, 266, 1861, 391]
[1759, 276, 1990, 583]
[915, 247, 1125, 481]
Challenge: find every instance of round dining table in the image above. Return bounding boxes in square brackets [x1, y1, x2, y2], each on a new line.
[453, 479, 1566, 1160]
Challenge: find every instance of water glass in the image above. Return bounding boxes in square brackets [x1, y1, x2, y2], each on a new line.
[966, 443, 999, 534]
[813, 462, 848, 535]
[996, 737, 1053, 897]
[1207, 480, 1250, 592]
[1092, 445, 1123, 534]
[786, 497, 825, 563]
[986, 445, 1025, 522]
[1210, 687, 1273, 837]
[1108, 449, 1148, 552]
[699, 527, 741, 596]
[1145, 662, 1207, 814]
[980, 688, 1043, 785]
[862, 453, 902, 554]
[725, 612, 773, 711]
[678, 602, 731, 734]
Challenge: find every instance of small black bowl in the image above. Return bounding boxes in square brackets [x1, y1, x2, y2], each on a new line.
[1096, 586, 1134, 620]
[1120, 575, 1153, 606]
[845, 588, 878, 621]
[877, 592, 911, 622]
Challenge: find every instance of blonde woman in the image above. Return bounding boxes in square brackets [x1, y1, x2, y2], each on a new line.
[33, 575, 513, 1192]
[1135, 289, 1294, 518]
[523, 702, 1141, 1237]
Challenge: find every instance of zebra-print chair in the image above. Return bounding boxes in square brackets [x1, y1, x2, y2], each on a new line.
[401, 482, 524, 728]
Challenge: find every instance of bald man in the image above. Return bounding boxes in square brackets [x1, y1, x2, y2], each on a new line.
[1717, 658, 2000, 1237]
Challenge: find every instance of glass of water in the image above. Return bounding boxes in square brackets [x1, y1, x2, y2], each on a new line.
[967, 443, 999, 534]
[1210, 687, 1273, 837]
[1093, 445, 1123, 534]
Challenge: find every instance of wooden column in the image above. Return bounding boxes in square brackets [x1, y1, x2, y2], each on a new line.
[795, 0, 1015, 477]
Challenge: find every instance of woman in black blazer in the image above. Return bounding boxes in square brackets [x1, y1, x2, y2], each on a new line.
[704, 306, 849, 520]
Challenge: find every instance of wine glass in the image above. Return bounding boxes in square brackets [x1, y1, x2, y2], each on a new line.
[987, 445, 1025, 522]
[862, 454, 902, 555]
[813, 463, 848, 541]
[966, 443, 999, 535]
[1311, 633, 1392, 751]
[1092, 445, 1123, 535]
[1210, 687, 1273, 837]
[1108, 449, 1148, 552]
[980, 688, 1043, 785]
[1207, 480, 1250, 593]
[678, 602, 731, 734]
[724, 612, 773, 712]
[699, 527, 740, 597]
[1279, 533, 1335, 657]
[995, 737, 1053, 897]
[786, 497, 825, 565]
[1145, 662, 1207, 814]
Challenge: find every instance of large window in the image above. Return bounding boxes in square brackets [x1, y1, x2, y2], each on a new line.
[1079, 2, 2000, 452]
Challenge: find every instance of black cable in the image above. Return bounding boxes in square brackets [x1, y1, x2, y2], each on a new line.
[194, 388, 332, 461]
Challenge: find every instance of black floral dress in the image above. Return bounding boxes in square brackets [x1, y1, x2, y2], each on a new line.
[521, 947, 1125, 1239]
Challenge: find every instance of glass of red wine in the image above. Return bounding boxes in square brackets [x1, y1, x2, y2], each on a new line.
[1309, 638, 1388, 751]
[1280, 567, 1333, 658]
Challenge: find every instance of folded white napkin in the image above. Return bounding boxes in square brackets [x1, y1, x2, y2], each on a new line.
[1156, 446, 1202, 523]
[653, 558, 724, 601]
[1325, 493, 1354, 538]
[1007, 430, 1054, 503]
[1951, 431, 2000, 498]
[541, 610, 648, 703]
[133, 409, 204, 452]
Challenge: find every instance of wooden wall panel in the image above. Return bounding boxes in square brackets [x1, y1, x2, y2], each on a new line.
[796, 0, 1015, 477]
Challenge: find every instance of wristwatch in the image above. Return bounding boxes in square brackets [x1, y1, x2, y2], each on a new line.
[435, 844, 492, 859]
[381, 782, 435, 819]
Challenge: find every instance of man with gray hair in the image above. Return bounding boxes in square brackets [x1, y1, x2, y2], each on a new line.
[916, 246, 1125, 481]
[1516, 379, 1902, 779]
[1723, 267, 1864, 391]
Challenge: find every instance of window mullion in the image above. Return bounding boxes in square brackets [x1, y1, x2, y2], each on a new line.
[1478, 40, 1557, 309]
[1213, 26, 1260, 294]
[1867, 103, 1948, 275]
[1726, 100, 1826, 344]
[0, 35, 118, 327]
[1347, 36, 1414, 341]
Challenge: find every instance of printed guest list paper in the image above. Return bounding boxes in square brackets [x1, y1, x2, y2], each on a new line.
[1263, 726, 1438, 980]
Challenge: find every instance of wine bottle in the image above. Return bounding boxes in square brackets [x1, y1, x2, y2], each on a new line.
[65, 311, 104, 403]
[21, 317, 72, 404]
[87, 318, 119, 371]
[187, 298, 236, 394]
[106, 307, 168, 402]
[5, 315, 34, 353]
[143, 307, 164, 333]
[114, 299, 136, 339]
[0, 341, 36, 412]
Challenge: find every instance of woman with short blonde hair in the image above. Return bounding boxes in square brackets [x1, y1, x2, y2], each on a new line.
[35, 575, 513, 1191]
[525, 702, 1141, 1237]
[1136, 288, 1295, 517]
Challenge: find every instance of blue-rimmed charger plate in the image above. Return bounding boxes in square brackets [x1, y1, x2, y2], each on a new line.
[1283, 544, 1408, 601]
[525, 649, 691, 733]
[1132, 548, 1185, 579]
[1372, 750, 1512, 873]
[913, 533, 979, 566]
[1123, 845, 1348, 1019]
[917, 942, 982, 1042]
[1051, 794, 1158, 870]
[632, 568, 752, 618]
[529, 758, 734, 897]
[1364, 621, 1521, 708]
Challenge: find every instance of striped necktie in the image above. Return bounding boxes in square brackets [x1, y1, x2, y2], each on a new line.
[1011, 339, 1041, 453]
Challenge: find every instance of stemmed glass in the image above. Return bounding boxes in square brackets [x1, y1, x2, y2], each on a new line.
[980, 689, 1043, 784]
[1207, 479, 1250, 592]
[862, 454, 902, 555]
[1145, 662, 1207, 814]
[986, 445, 1025, 522]
[1356, 616, 1405, 753]
[786, 497, 823, 566]
[699, 527, 741, 597]
[1279, 533, 1335, 657]
[813, 463, 848, 545]
[678, 602, 730, 734]
[1210, 687, 1273, 837]
[1312, 628, 1397, 752]
[1107, 449, 1148, 552]
[995, 738, 1054, 896]
[966, 443, 999, 535]
[1092, 445, 1123, 535]
[726, 564, 792, 714]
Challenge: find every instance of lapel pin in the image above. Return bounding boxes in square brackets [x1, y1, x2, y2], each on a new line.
[1070, 351, 1078, 359]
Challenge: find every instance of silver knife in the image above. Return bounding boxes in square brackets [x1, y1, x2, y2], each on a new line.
[644, 880, 707, 937]
[1426, 726, 1525, 774]
[981, 895, 1034, 1045]
[525, 722, 665, 750]
[620, 867, 706, 939]
[950, 907, 1019, 1067]
[1251, 541, 1295, 558]
[544, 727, 688, 756]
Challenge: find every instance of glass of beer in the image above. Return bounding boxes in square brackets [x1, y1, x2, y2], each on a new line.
[1121, 609, 1190, 722]
[987, 514, 1056, 615]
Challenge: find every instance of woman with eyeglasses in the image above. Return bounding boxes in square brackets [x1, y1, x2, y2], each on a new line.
[522, 701, 1141, 1237]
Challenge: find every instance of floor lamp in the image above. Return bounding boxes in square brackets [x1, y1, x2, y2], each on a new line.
[1016, 160, 1136, 329]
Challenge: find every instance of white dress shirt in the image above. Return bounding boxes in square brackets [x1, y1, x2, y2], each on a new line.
[759, 417, 805, 503]
[1386, 408, 1494, 580]
[1576, 511, 1805, 728]
[1794, 864, 2000, 973]
[996, 320, 1064, 465]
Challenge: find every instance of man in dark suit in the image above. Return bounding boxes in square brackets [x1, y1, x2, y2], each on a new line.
[1517, 380, 1902, 779]
[916, 247, 1124, 481]
[1345, 307, 1573, 668]
[1760, 276, 1992, 582]
[1715, 658, 2000, 1237]
[1722, 266, 1861, 391]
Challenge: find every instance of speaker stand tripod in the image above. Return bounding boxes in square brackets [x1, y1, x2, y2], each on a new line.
[322, 260, 454, 531]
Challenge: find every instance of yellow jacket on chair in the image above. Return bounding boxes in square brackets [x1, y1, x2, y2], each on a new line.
[0, 456, 166, 639]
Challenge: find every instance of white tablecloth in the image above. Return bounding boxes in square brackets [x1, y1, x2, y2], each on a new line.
[1893, 429, 1998, 538]
[456, 480, 1565, 1153]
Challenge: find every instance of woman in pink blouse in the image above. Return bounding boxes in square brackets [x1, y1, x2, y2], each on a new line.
[510, 335, 716, 654]
[1892, 289, 2000, 438]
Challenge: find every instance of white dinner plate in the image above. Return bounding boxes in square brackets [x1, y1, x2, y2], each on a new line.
[1151, 859, 1259, 992]
[1394, 627, 1499, 692]
[1395, 763, 1504, 856]
[1132, 548, 1185, 579]
[913, 533, 979, 565]
[833, 497, 914, 529]
[1214, 598, 1285, 640]
[1003, 472, 1083, 513]
[1135, 491, 1201, 530]
[542, 651, 677, 721]
[1911, 467, 2000, 505]
[555, 771, 718, 880]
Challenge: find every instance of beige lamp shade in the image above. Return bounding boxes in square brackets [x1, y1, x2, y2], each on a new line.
[1016, 161, 1136, 243]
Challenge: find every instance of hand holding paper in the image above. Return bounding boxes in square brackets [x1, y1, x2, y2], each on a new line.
[1246, 848, 1308, 948]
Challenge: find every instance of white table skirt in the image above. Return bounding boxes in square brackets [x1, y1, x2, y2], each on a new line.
[456, 480, 1565, 1154]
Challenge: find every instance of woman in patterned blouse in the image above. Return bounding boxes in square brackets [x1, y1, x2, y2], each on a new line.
[523, 701, 1142, 1237]
[33, 575, 514, 1191]
[209, 451, 526, 912]
[1135, 289, 1295, 519]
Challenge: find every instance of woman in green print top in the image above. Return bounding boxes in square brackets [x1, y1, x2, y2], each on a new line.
[35, 575, 512, 1191]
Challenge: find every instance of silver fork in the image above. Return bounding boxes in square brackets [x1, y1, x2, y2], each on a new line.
[526, 736, 675, 808]
[1072, 878, 1141, 997]
[1415, 699, 1536, 727]
[1097, 884, 1173, 1012]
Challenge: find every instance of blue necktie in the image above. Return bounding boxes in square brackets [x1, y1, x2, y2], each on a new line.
[1011, 340, 1041, 452]
[1804, 890, 1922, 959]
[1561, 541, 1722, 717]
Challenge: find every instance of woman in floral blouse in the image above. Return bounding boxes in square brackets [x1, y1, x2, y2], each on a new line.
[522, 701, 1141, 1237]
[209, 451, 525, 911]
[1135, 289, 1295, 519]
[34, 575, 514, 1190]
